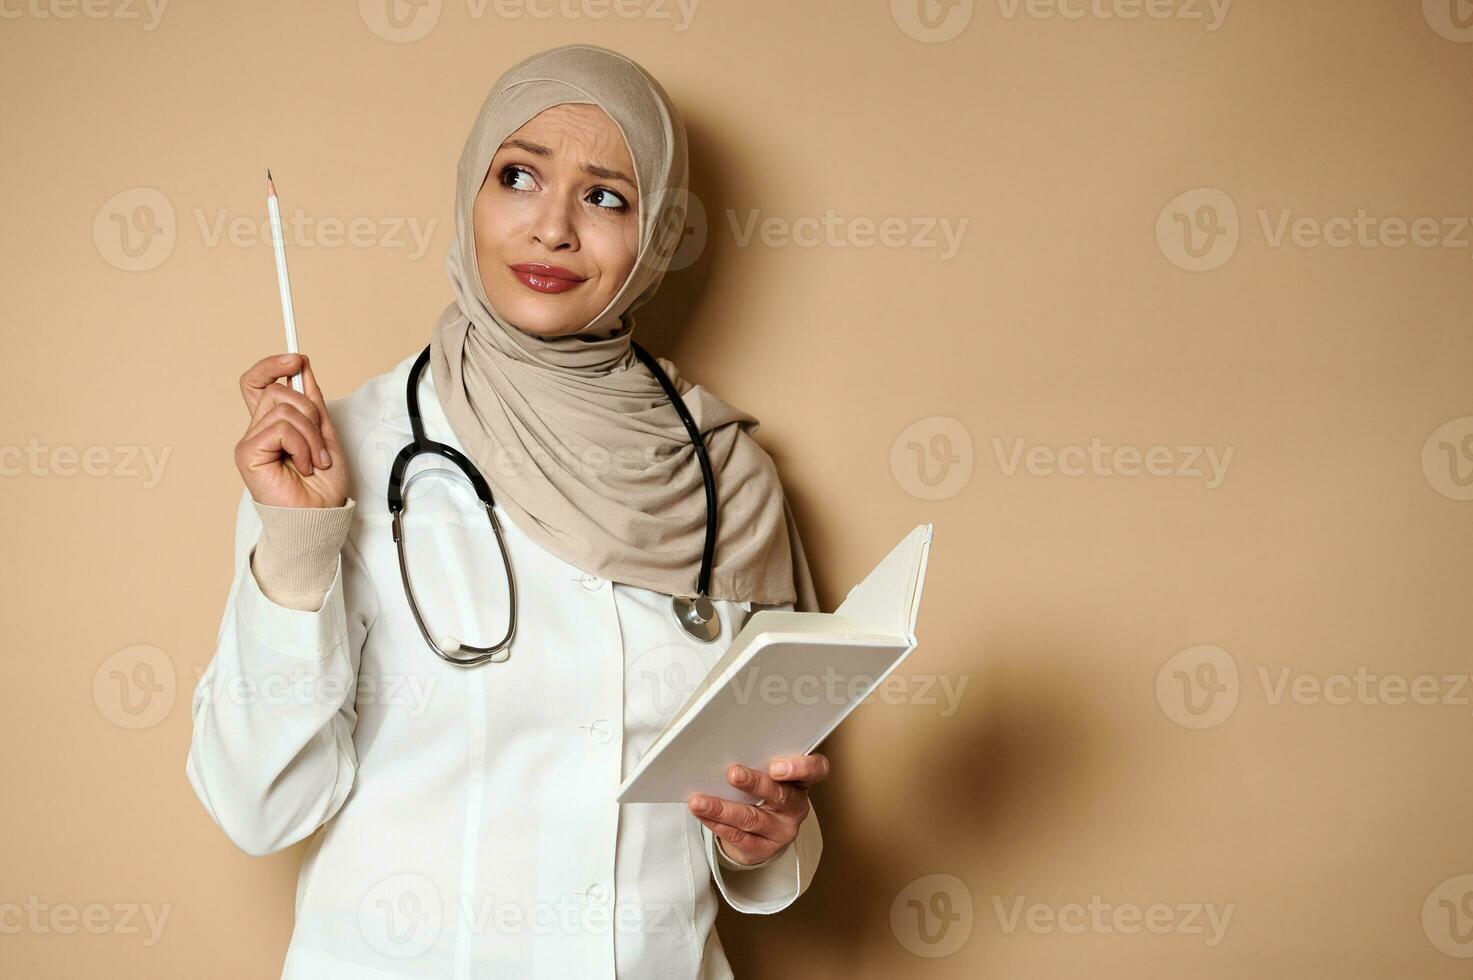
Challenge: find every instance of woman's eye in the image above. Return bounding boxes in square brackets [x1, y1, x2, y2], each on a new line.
[501, 165, 536, 191]
[500, 166, 627, 212]
[588, 188, 629, 211]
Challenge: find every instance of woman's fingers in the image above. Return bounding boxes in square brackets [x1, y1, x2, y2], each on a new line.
[240, 353, 309, 414]
[683, 754, 830, 840]
[720, 763, 807, 816]
[237, 416, 317, 481]
[686, 790, 784, 843]
[241, 358, 337, 469]
[766, 752, 830, 790]
[233, 352, 347, 508]
[242, 402, 328, 476]
[298, 358, 342, 452]
[247, 376, 321, 429]
[247, 382, 331, 468]
[697, 816, 780, 861]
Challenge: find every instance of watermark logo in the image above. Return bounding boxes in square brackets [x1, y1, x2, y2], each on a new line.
[1160, 651, 1473, 727]
[1423, 874, 1473, 957]
[94, 188, 436, 271]
[1157, 187, 1239, 272]
[659, 187, 707, 273]
[1258, 666, 1473, 709]
[1423, 0, 1473, 42]
[359, 413, 661, 490]
[630, 187, 706, 275]
[0, 0, 168, 30]
[359, 873, 442, 958]
[725, 208, 969, 261]
[624, 642, 710, 732]
[94, 187, 176, 272]
[0, 440, 172, 487]
[0, 898, 171, 946]
[196, 207, 437, 260]
[191, 665, 437, 717]
[891, 416, 974, 501]
[455, 890, 679, 935]
[1422, 416, 1473, 501]
[891, 0, 974, 42]
[992, 437, 1233, 488]
[93, 645, 175, 730]
[991, 894, 1233, 945]
[359, 0, 442, 42]
[726, 665, 970, 719]
[994, 0, 1231, 31]
[891, 873, 973, 957]
[1160, 188, 1473, 270]
[1156, 644, 1238, 729]
[359, 0, 698, 41]
[892, 426, 1231, 499]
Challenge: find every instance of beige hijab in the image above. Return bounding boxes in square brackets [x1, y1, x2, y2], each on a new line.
[427, 44, 817, 611]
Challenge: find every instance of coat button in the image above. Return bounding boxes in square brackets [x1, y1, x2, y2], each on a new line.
[587, 718, 613, 743]
[578, 572, 603, 591]
[586, 882, 610, 905]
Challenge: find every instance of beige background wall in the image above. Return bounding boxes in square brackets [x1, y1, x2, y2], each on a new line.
[3, 1, 1471, 976]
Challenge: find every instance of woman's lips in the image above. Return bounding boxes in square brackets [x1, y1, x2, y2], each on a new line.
[509, 263, 587, 294]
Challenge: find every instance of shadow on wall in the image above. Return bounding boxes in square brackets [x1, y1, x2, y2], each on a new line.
[716, 627, 1104, 976]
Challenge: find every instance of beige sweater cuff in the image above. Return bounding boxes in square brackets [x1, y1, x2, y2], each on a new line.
[249, 497, 357, 611]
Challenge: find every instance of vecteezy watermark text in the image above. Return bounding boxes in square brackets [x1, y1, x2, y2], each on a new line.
[995, 0, 1230, 30]
[195, 208, 436, 260]
[1157, 645, 1473, 730]
[0, 897, 171, 946]
[891, 0, 1232, 43]
[0, 439, 170, 488]
[1158, 188, 1473, 272]
[727, 667, 969, 719]
[725, 209, 969, 261]
[0, 0, 167, 30]
[888, 418, 1234, 500]
[991, 894, 1234, 946]
[93, 187, 439, 272]
[358, 0, 701, 43]
[357, 874, 683, 959]
[992, 437, 1234, 489]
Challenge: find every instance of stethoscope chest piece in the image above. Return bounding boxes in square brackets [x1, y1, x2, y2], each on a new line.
[673, 594, 721, 643]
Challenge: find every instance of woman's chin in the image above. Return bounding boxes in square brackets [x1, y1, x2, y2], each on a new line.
[497, 300, 592, 339]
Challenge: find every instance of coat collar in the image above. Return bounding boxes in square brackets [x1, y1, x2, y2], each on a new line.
[376, 348, 460, 451]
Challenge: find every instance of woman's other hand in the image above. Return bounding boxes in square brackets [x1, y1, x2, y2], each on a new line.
[687, 752, 830, 867]
[234, 353, 348, 509]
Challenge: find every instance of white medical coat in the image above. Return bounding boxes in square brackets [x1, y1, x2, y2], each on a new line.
[186, 349, 822, 979]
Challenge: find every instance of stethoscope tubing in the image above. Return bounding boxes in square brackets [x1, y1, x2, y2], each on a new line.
[628, 342, 718, 599]
[388, 342, 719, 665]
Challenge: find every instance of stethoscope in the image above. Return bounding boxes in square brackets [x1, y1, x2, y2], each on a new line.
[388, 343, 721, 667]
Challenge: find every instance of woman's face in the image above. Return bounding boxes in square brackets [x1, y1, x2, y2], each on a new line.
[473, 103, 640, 338]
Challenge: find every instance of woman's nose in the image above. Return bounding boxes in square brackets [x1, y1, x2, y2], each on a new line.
[529, 192, 579, 250]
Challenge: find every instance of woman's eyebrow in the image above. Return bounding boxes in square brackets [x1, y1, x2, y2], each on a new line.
[500, 138, 636, 188]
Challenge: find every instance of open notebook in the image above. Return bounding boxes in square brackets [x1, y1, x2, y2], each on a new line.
[616, 522, 934, 805]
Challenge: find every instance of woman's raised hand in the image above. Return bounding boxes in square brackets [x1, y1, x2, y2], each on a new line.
[234, 353, 349, 509]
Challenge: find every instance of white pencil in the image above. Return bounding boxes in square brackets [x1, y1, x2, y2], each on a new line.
[266, 170, 303, 393]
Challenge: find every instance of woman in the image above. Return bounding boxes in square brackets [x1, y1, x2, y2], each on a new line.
[186, 43, 829, 979]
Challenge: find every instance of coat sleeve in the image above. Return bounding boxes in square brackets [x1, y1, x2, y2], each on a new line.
[701, 799, 823, 915]
[700, 598, 824, 914]
[184, 487, 378, 857]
